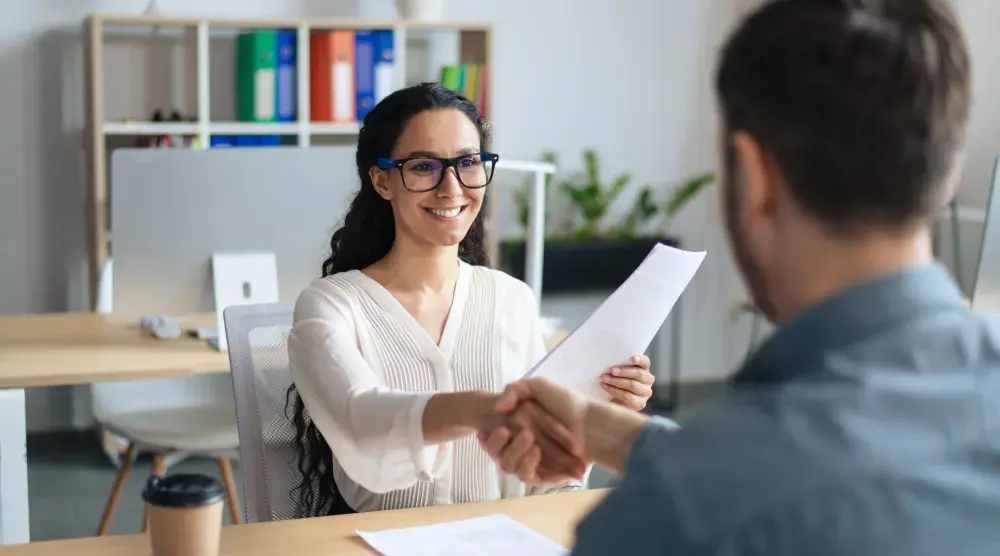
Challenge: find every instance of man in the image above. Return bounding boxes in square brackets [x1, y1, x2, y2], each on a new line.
[482, 0, 1000, 554]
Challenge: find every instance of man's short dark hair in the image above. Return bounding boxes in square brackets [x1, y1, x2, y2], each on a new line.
[716, 0, 971, 233]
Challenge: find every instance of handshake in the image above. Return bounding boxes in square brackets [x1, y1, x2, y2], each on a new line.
[476, 354, 654, 484]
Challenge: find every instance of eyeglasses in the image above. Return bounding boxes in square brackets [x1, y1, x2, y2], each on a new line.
[376, 152, 499, 192]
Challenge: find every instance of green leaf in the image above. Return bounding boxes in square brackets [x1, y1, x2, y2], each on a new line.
[615, 186, 658, 239]
[583, 149, 600, 188]
[664, 172, 716, 218]
[636, 187, 658, 219]
[607, 172, 631, 206]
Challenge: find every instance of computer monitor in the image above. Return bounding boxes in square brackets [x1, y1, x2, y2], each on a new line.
[970, 156, 1000, 312]
[110, 146, 357, 318]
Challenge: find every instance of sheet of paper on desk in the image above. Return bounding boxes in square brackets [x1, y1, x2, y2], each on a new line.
[527, 243, 706, 401]
[356, 514, 568, 556]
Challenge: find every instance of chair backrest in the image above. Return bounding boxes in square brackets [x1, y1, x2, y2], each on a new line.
[222, 300, 301, 523]
[91, 259, 236, 423]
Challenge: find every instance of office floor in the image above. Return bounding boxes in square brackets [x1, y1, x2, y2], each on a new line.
[26, 381, 726, 542]
[26, 431, 245, 540]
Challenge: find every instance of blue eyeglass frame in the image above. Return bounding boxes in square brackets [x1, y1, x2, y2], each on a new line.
[376, 151, 500, 192]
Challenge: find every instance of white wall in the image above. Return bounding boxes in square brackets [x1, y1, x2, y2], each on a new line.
[21, 0, 996, 431]
[936, 0, 1000, 293]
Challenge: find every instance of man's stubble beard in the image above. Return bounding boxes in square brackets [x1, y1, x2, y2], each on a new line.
[722, 144, 780, 323]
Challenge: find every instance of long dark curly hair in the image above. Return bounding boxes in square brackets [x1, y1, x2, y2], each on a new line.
[285, 82, 492, 517]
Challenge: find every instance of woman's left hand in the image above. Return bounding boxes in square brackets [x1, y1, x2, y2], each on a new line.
[600, 354, 654, 411]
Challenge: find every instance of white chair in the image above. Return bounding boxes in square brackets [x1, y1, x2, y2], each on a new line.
[222, 301, 300, 523]
[93, 259, 243, 534]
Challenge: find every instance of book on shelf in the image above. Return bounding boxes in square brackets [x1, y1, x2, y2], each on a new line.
[276, 30, 297, 122]
[355, 31, 377, 122]
[226, 28, 509, 147]
[439, 64, 488, 117]
[236, 30, 278, 122]
[310, 30, 356, 123]
[310, 29, 394, 124]
[374, 30, 395, 105]
[236, 29, 296, 124]
[211, 135, 282, 148]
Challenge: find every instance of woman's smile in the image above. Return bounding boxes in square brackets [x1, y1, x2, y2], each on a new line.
[425, 205, 467, 221]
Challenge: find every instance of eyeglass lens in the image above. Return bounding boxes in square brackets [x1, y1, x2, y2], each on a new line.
[401, 155, 494, 191]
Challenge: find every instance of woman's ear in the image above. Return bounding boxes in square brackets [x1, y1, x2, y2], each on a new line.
[370, 166, 393, 200]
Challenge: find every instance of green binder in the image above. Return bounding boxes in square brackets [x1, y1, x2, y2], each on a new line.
[440, 65, 461, 92]
[237, 30, 278, 122]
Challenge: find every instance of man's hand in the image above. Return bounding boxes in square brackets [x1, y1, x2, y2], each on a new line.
[478, 378, 591, 484]
[479, 377, 652, 480]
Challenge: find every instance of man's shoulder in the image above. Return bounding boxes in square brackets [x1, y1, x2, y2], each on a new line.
[872, 304, 1000, 368]
[573, 376, 1000, 556]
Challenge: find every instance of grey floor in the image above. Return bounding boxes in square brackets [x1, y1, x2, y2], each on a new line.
[27, 431, 246, 541]
[27, 381, 725, 542]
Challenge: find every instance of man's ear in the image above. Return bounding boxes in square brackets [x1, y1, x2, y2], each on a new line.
[731, 131, 780, 228]
[370, 166, 393, 200]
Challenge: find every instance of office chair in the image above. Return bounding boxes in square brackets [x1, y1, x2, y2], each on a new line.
[222, 301, 306, 522]
[93, 259, 243, 534]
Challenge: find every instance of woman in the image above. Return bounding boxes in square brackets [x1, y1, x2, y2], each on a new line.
[286, 82, 655, 517]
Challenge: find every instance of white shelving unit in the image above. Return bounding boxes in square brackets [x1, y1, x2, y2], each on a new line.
[83, 14, 493, 303]
[100, 121, 362, 136]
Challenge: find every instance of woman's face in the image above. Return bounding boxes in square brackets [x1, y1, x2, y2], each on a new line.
[370, 108, 487, 250]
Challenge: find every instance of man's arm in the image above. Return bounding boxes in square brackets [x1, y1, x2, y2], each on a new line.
[581, 398, 649, 474]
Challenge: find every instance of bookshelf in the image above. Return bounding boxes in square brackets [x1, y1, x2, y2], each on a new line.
[82, 13, 493, 305]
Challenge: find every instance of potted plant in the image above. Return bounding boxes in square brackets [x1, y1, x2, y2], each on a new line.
[500, 149, 715, 293]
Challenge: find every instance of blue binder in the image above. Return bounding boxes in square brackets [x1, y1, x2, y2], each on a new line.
[355, 31, 377, 121]
[374, 30, 395, 103]
[275, 30, 297, 122]
[210, 136, 234, 148]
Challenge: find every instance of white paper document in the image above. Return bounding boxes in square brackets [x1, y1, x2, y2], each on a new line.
[527, 243, 706, 401]
[356, 514, 568, 556]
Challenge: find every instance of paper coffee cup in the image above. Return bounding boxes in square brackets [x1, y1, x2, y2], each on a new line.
[142, 473, 226, 556]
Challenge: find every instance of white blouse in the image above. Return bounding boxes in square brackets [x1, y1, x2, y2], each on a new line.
[287, 261, 583, 512]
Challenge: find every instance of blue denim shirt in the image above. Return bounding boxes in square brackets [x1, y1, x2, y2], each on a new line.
[571, 264, 1000, 555]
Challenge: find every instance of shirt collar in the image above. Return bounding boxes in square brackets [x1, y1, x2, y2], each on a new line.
[732, 262, 968, 387]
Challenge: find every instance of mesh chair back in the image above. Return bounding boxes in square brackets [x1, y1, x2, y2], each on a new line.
[222, 301, 302, 523]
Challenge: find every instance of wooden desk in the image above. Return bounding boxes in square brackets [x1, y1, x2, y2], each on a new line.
[4, 490, 607, 555]
[0, 312, 230, 545]
[0, 312, 229, 389]
[0, 311, 572, 545]
[0, 312, 570, 389]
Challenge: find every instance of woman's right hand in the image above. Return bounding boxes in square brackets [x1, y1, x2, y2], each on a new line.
[430, 389, 584, 482]
[476, 392, 587, 483]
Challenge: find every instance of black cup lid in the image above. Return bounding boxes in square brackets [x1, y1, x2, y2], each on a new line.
[142, 473, 226, 508]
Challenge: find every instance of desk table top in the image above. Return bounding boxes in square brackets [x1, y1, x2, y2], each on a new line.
[5, 489, 607, 555]
[0, 312, 230, 389]
[0, 312, 570, 390]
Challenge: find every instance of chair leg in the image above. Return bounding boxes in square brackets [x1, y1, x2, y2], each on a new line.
[217, 458, 243, 524]
[142, 452, 168, 533]
[96, 443, 139, 536]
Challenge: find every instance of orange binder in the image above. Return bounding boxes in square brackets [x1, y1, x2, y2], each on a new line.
[331, 30, 356, 123]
